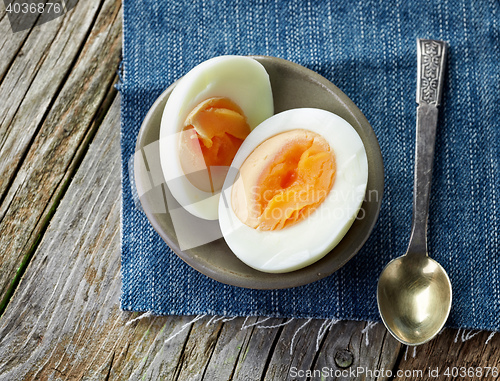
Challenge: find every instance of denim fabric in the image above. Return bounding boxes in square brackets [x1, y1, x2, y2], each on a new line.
[120, 0, 500, 330]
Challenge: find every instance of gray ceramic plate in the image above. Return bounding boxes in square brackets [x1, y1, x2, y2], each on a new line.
[134, 56, 384, 289]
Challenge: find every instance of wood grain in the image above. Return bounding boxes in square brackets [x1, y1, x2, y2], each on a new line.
[393, 328, 500, 380]
[202, 316, 260, 381]
[308, 321, 401, 381]
[263, 318, 336, 380]
[0, 0, 499, 379]
[0, 0, 121, 307]
[0, 10, 32, 85]
[0, 0, 104, 198]
[0, 95, 124, 379]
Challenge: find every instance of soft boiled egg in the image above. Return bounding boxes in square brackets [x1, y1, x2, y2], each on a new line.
[218, 108, 368, 273]
[160, 56, 274, 220]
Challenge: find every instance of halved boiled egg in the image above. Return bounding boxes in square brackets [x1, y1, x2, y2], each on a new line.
[219, 108, 368, 273]
[160, 56, 273, 220]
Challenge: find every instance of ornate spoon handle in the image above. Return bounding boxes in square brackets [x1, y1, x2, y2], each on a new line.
[407, 39, 447, 256]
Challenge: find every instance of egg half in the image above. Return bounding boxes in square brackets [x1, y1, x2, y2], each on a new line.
[219, 108, 369, 273]
[160, 56, 274, 220]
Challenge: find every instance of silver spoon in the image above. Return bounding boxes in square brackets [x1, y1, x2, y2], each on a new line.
[377, 39, 452, 346]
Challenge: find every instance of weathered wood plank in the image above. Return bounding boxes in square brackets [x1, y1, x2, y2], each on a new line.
[110, 314, 197, 381]
[173, 318, 225, 381]
[201, 316, 259, 381]
[230, 317, 285, 381]
[0, 12, 32, 85]
[128, 315, 287, 381]
[393, 328, 500, 380]
[0, 0, 104, 197]
[0, 94, 122, 379]
[119, 315, 216, 381]
[0, 0, 121, 307]
[310, 321, 401, 381]
[262, 318, 333, 381]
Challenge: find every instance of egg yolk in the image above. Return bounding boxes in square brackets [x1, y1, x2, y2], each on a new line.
[232, 129, 336, 231]
[179, 97, 251, 193]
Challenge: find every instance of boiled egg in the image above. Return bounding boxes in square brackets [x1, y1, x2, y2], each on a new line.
[160, 56, 274, 220]
[219, 108, 368, 273]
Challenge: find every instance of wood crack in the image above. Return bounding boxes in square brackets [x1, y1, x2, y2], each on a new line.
[259, 321, 286, 381]
[0, 5, 45, 86]
[228, 322, 259, 381]
[387, 345, 409, 381]
[0, 3, 72, 154]
[375, 329, 394, 381]
[199, 320, 226, 380]
[307, 319, 332, 376]
[0, 41, 51, 154]
[0, 183, 19, 227]
[51, 367, 65, 377]
[103, 350, 115, 381]
[172, 319, 198, 381]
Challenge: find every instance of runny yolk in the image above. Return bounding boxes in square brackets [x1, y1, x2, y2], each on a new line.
[231, 129, 336, 231]
[179, 97, 251, 193]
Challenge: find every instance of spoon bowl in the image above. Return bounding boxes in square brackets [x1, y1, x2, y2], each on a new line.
[377, 255, 452, 346]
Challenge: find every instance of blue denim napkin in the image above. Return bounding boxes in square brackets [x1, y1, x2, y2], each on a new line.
[120, 0, 500, 330]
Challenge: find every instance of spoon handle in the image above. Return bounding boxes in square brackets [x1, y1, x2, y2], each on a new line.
[407, 39, 447, 256]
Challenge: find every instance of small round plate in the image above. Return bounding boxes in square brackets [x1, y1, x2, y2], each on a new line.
[134, 56, 384, 289]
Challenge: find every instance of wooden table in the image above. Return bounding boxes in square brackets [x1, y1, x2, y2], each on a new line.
[1, 1, 499, 379]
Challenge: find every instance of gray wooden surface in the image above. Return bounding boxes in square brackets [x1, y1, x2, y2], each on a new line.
[1, 1, 499, 380]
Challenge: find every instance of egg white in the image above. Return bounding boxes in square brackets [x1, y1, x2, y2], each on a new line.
[218, 108, 369, 273]
[159, 56, 273, 220]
